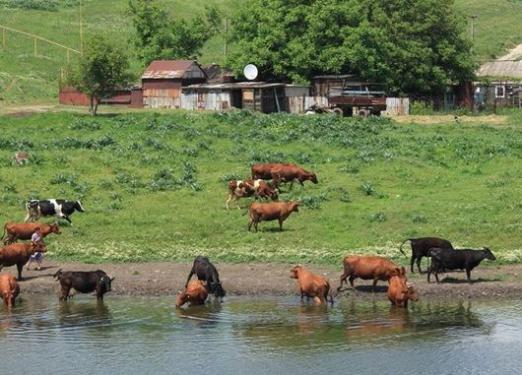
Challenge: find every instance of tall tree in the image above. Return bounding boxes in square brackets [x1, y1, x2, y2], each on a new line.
[128, 0, 221, 65]
[73, 35, 130, 115]
[228, 0, 476, 96]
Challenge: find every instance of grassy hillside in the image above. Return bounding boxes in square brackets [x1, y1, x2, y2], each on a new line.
[1, 0, 522, 105]
[1, 110, 522, 265]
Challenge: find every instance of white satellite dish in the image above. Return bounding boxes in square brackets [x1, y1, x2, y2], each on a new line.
[243, 64, 258, 80]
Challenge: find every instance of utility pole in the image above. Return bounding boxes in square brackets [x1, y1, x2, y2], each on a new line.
[80, 0, 83, 55]
[469, 15, 478, 43]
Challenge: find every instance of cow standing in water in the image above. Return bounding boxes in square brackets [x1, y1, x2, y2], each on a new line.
[0, 274, 20, 308]
[290, 265, 333, 305]
[25, 199, 85, 224]
[185, 256, 226, 300]
[54, 269, 114, 301]
[387, 267, 418, 307]
[176, 280, 209, 308]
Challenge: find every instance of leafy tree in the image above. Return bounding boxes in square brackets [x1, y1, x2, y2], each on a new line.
[128, 0, 221, 65]
[228, 0, 476, 96]
[72, 35, 130, 115]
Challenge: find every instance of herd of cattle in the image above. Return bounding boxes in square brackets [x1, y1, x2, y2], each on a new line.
[0, 162, 497, 309]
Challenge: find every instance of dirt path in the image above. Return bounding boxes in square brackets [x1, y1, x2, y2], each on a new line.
[9, 261, 522, 300]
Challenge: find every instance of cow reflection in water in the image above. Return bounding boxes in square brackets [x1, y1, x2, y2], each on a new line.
[296, 304, 329, 335]
[345, 302, 411, 339]
[57, 301, 111, 330]
[174, 299, 222, 329]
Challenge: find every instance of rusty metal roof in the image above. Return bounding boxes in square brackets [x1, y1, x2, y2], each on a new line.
[142, 60, 196, 79]
[476, 60, 522, 80]
[184, 82, 287, 90]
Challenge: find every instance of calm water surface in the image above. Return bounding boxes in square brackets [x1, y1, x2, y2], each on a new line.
[0, 295, 521, 374]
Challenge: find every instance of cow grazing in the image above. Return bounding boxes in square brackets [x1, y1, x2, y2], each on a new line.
[290, 265, 332, 305]
[0, 274, 20, 308]
[25, 199, 85, 224]
[185, 256, 226, 299]
[226, 179, 278, 210]
[387, 267, 418, 307]
[13, 151, 29, 166]
[399, 237, 453, 273]
[427, 247, 496, 283]
[251, 163, 318, 188]
[54, 269, 114, 301]
[248, 201, 299, 232]
[176, 280, 209, 308]
[337, 255, 401, 292]
[2, 222, 60, 244]
[0, 242, 46, 280]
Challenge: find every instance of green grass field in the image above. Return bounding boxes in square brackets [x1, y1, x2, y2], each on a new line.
[1, 110, 522, 265]
[0, 0, 521, 104]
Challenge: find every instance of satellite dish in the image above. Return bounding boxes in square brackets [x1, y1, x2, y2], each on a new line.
[243, 64, 258, 80]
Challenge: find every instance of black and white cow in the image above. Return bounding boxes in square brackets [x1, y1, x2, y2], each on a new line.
[25, 199, 85, 224]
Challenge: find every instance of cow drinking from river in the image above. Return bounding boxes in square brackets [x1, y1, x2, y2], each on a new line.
[185, 256, 225, 300]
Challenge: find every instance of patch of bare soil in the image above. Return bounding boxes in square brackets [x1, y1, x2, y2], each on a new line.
[9, 261, 522, 301]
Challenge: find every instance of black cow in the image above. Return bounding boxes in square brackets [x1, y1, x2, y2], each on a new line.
[53, 269, 114, 300]
[185, 256, 226, 299]
[399, 237, 453, 273]
[427, 247, 496, 283]
[25, 199, 85, 224]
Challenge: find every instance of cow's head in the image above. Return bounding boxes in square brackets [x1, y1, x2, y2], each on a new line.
[483, 248, 496, 261]
[32, 241, 47, 253]
[290, 201, 300, 213]
[406, 282, 419, 302]
[210, 282, 227, 298]
[98, 275, 114, 292]
[175, 291, 188, 308]
[74, 201, 85, 213]
[308, 173, 318, 184]
[290, 265, 302, 279]
[50, 223, 61, 235]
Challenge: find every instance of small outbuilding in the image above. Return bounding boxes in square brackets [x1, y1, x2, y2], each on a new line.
[141, 60, 207, 109]
[475, 60, 522, 109]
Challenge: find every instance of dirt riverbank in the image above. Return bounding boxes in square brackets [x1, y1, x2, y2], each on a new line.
[8, 261, 522, 300]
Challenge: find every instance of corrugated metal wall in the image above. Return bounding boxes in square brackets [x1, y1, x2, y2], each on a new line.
[384, 98, 410, 116]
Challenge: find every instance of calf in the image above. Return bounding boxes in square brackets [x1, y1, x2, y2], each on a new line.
[0, 274, 20, 308]
[185, 256, 226, 299]
[387, 267, 418, 307]
[0, 242, 46, 280]
[337, 255, 400, 291]
[248, 201, 299, 232]
[399, 237, 453, 273]
[226, 179, 278, 210]
[53, 269, 114, 300]
[2, 222, 60, 244]
[427, 247, 496, 283]
[176, 280, 209, 308]
[25, 199, 85, 224]
[290, 265, 332, 305]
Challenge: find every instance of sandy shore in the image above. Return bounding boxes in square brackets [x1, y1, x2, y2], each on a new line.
[7, 261, 522, 300]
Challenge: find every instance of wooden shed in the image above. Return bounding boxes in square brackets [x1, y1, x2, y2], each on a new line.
[141, 60, 207, 109]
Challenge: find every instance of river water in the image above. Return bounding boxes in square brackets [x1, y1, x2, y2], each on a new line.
[0, 295, 521, 374]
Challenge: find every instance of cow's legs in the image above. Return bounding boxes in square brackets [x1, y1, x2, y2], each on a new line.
[337, 271, 349, 291]
[372, 278, 378, 292]
[60, 285, 71, 300]
[410, 255, 416, 273]
[416, 256, 423, 273]
[278, 218, 283, 231]
[16, 263, 23, 280]
[349, 276, 355, 288]
[63, 216, 72, 225]
[466, 268, 472, 282]
[225, 194, 232, 210]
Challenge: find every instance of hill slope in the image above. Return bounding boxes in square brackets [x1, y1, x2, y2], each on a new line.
[1, 111, 522, 264]
[0, 0, 521, 105]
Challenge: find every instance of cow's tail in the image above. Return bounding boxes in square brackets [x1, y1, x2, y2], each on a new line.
[399, 239, 411, 256]
[53, 269, 63, 279]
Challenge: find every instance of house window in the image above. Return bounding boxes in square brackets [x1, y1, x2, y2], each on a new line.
[495, 85, 505, 98]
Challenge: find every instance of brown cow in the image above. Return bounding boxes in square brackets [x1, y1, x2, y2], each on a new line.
[337, 255, 401, 291]
[248, 201, 299, 232]
[387, 267, 418, 307]
[226, 179, 278, 209]
[2, 222, 61, 244]
[0, 242, 46, 280]
[0, 274, 20, 308]
[176, 280, 209, 308]
[251, 163, 318, 187]
[290, 265, 332, 305]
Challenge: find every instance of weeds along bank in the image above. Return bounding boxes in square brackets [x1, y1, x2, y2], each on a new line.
[1, 111, 522, 264]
